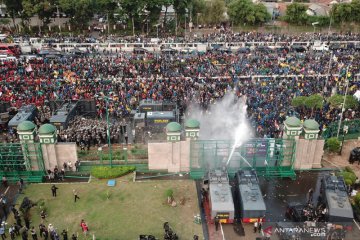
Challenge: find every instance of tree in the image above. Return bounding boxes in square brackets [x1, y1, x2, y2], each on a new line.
[325, 137, 340, 153]
[4, 0, 23, 31]
[96, 0, 119, 24]
[192, 0, 207, 26]
[291, 96, 307, 108]
[162, 0, 174, 29]
[304, 94, 323, 117]
[328, 94, 359, 110]
[284, 3, 308, 25]
[59, 0, 96, 30]
[23, 0, 58, 30]
[332, 3, 353, 25]
[228, 0, 270, 25]
[205, 0, 226, 25]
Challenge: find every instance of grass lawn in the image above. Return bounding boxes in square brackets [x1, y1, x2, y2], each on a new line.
[11, 176, 203, 240]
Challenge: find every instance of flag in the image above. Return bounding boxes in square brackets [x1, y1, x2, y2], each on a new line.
[25, 64, 33, 72]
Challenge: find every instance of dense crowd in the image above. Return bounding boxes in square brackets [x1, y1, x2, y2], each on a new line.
[11, 31, 360, 44]
[1, 33, 360, 139]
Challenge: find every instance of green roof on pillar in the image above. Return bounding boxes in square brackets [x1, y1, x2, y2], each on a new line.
[185, 119, 200, 129]
[303, 119, 320, 130]
[38, 124, 57, 134]
[285, 116, 301, 127]
[17, 121, 36, 131]
[166, 122, 182, 132]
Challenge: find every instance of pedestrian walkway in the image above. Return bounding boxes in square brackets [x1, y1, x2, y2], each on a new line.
[203, 197, 223, 240]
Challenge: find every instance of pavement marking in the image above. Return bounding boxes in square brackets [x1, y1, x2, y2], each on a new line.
[354, 219, 360, 231]
[220, 222, 225, 240]
[286, 194, 299, 197]
[4, 186, 10, 195]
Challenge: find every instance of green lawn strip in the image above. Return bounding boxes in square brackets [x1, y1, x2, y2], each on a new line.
[10, 179, 203, 240]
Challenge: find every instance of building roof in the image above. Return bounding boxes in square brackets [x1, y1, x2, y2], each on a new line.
[285, 116, 302, 127]
[185, 119, 200, 129]
[166, 122, 181, 132]
[17, 121, 36, 132]
[307, 3, 330, 16]
[303, 119, 320, 130]
[38, 124, 57, 135]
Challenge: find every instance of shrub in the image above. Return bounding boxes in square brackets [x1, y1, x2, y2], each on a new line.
[91, 166, 135, 179]
[325, 137, 341, 152]
[338, 171, 357, 186]
[354, 193, 360, 207]
[344, 166, 355, 174]
[36, 199, 47, 214]
[165, 189, 174, 198]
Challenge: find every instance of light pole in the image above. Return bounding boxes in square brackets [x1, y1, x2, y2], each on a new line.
[184, 9, 188, 39]
[339, 125, 348, 155]
[98, 147, 103, 165]
[312, 22, 319, 35]
[154, 24, 160, 38]
[336, 66, 350, 138]
[323, 52, 334, 95]
[104, 97, 113, 167]
[328, 2, 335, 37]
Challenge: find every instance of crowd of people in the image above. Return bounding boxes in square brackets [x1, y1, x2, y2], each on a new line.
[12, 31, 360, 44]
[0, 32, 359, 140]
[8, 202, 86, 240]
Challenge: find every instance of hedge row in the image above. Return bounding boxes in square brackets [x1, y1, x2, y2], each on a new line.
[91, 166, 135, 179]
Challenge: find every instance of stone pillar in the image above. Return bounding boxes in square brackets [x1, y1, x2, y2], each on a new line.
[184, 119, 200, 140]
[38, 124, 58, 170]
[166, 122, 182, 142]
[283, 116, 303, 139]
[303, 119, 320, 140]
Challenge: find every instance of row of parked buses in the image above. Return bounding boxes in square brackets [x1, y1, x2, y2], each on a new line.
[27, 40, 360, 53]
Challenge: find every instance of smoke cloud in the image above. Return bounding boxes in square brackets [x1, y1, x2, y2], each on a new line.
[186, 92, 253, 141]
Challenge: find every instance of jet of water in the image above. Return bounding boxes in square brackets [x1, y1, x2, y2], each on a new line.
[226, 104, 251, 166]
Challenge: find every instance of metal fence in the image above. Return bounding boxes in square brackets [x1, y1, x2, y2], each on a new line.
[0, 142, 45, 182]
[322, 119, 360, 140]
[189, 138, 296, 179]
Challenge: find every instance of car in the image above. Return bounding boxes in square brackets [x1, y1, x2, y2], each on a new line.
[349, 147, 360, 164]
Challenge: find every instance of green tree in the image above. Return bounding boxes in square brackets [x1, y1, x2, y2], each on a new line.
[304, 94, 323, 117]
[59, 0, 96, 30]
[284, 3, 308, 25]
[96, 0, 119, 24]
[228, 0, 270, 25]
[325, 137, 340, 153]
[205, 0, 226, 25]
[23, 0, 58, 30]
[328, 94, 359, 110]
[4, 0, 23, 31]
[192, 0, 207, 26]
[291, 96, 307, 108]
[162, 0, 174, 29]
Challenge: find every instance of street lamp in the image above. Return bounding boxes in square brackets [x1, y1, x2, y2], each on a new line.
[336, 66, 350, 138]
[339, 125, 348, 155]
[103, 96, 113, 167]
[98, 147, 103, 165]
[154, 24, 160, 38]
[312, 22, 319, 35]
[184, 8, 188, 39]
